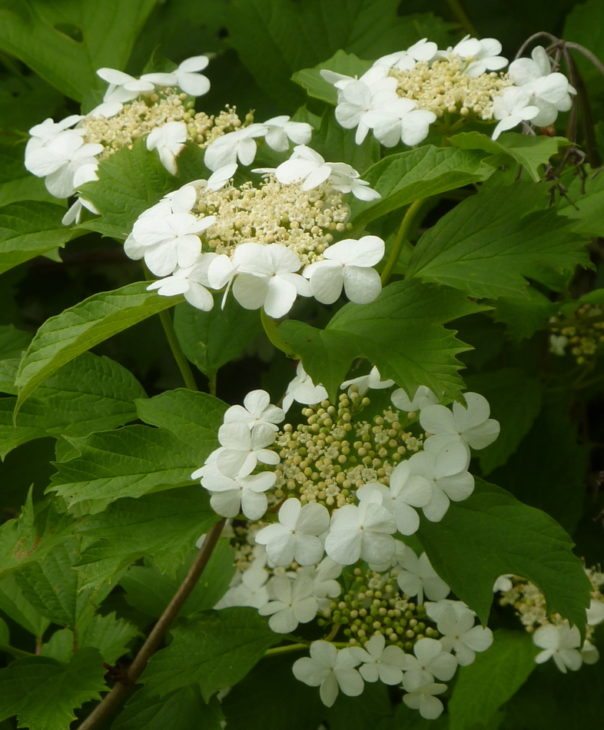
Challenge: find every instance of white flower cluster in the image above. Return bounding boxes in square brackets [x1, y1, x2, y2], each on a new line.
[321, 37, 575, 145]
[194, 367, 501, 716]
[25, 56, 216, 224]
[126, 161, 383, 317]
[497, 569, 604, 674]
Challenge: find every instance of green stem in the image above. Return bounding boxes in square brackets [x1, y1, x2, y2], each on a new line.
[208, 371, 217, 397]
[264, 642, 309, 657]
[158, 308, 198, 390]
[1, 644, 35, 658]
[445, 0, 477, 36]
[380, 199, 425, 285]
[260, 310, 297, 358]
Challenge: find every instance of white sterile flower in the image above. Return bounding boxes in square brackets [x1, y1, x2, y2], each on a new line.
[207, 162, 238, 191]
[426, 600, 493, 665]
[341, 366, 394, 396]
[508, 46, 576, 127]
[374, 39, 439, 71]
[126, 207, 215, 277]
[263, 115, 313, 152]
[198, 459, 276, 520]
[387, 460, 432, 535]
[224, 389, 284, 431]
[214, 421, 280, 474]
[306, 558, 342, 605]
[44, 140, 103, 199]
[406, 442, 473, 522]
[391, 385, 438, 413]
[492, 86, 539, 140]
[292, 640, 364, 707]
[25, 128, 83, 178]
[420, 391, 500, 453]
[142, 55, 210, 96]
[61, 162, 99, 225]
[533, 622, 583, 673]
[303, 235, 385, 305]
[586, 598, 604, 627]
[355, 633, 406, 685]
[231, 243, 309, 318]
[333, 66, 398, 144]
[453, 36, 508, 77]
[282, 362, 328, 413]
[146, 121, 187, 174]
[215, 560, 270, 610]
[581, 640, 599, 665]
[401, 637, 458, 684]
[146, 255, 216, 311]
[97, 67, 154, 104]
[549, 334, 568, 356]
[324, 493, 396, 566]
[255, 498, 330, 567]
[327, 163, 381, 201]
[364, 98, 436, 148]
[204, 124, 267, 171]
[402, 674, 447, 720]
[395, 549, 449, 604]
[27, 115, 82, 148]
[259, 573, 320, 633]
[493, 574, 514, 593]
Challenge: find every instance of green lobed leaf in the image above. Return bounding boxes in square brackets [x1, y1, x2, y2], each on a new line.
[0, 648, 106, 730]
[173, 300, 262, 377]
[0, 574, 50, 638]
[0, 0, 156, 101]
[449, 131, 568, 182]
[78, 487, 217, 576]
[1, 353, 145, 459]
[418, 480, 591, 630]
[448, 630, 537, 730]
[406, 184, 590, 299]
[280, 279, 484, 400]
[466, 368, 543, 474]
[14, 281, 179, 409]
[48, 425, 205, 511]
[0, 201, 79, 275]
[113, 686, 224, 730]
[350, 145, 491, 227]
[141, 608, 279, 700]
[559, 169, 604, 237]
[79, 139, 177, 240]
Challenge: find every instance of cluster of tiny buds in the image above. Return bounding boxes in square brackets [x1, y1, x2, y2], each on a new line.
[273, 389, 421, 508]
[390, 57, 511, 119]
[319, 566, 440, 650]
[549, 303, 604, 364]
[83, 91, 244, 157]
[194, 177, 351, 265]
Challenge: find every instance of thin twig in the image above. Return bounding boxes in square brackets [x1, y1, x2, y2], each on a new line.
[77, 519, 225, 729]
[515, 31, 559, 59]
[380, 199, 425, 285]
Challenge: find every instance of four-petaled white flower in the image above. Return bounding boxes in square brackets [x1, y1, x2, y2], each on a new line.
[213, 421, 280, 474]
[142, 55, 211, 96]
[204, 124, 268, 171]
[364, 98, 436, 148]
[340, 366, 394, 395]
[97, 67, 155, 104]
[230, 243, 310, 318]
[292, 640, 364, 707]
[492, 86, 539, 140]
[425, 600, 493, 665]
[395, 549, 450, 604]
[146, 254, 217, 311]
[61, 162, 100, 225]
[196, 459, 276, 520]
[325, 493, 396, 566]
[354, 633, 406, 685]
[303, 558, 343, 607]
[391, 385, 438, 413]
[452, 36, 508, 77]
[126, 207, 215, 277]
[146, 121, 187, 174]
[401, 637, 457, 685]
[263, 115, 313, 151]
[215, 559, 270, 610]
[303, 236, 385, 305]
[420, 391, 500, 454]
[387, 460, 433, 535]
[255, 498, 330, 567]
[259, 573, 320, 633]
[224, 389, 284, 431]
[402, 673, 447, 720]
[282, 362, 328, 413]
[533, 622, 583, 673]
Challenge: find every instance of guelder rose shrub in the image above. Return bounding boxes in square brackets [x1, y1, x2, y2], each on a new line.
[0, 1, 603, 728]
